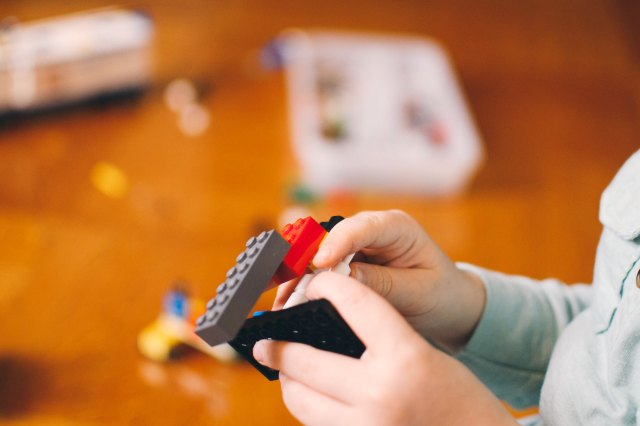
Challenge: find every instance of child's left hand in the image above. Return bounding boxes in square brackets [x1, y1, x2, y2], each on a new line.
[253, 271, 516, 426]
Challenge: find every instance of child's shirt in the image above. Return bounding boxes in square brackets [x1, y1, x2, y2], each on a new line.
[456, 149, 640, 425]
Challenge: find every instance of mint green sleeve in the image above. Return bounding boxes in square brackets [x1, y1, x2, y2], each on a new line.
[454, 263, 592, 409]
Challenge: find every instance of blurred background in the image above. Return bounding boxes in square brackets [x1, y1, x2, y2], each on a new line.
[0, 0, 638, 424]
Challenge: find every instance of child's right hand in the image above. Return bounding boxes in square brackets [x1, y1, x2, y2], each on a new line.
[273, 210, 487, 352]
[257, 272, 515, 426]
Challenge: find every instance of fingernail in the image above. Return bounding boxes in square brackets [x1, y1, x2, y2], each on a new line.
[313, 246, 331, 267]
[351, 264, 363, 282]
[253, 340, 266, 364]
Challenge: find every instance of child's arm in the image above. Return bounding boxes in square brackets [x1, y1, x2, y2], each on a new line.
[256, 271, 517, 425]
[274, 209, 592, 410]
[454, 265, 592, 409]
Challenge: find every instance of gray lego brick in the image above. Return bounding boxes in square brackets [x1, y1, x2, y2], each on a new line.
[195, 230, 290, 347]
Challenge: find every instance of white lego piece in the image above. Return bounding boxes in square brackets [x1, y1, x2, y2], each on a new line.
[330, 253, 355, 276]
[283, 273, 315, 309]
[283, 252, 356, 308]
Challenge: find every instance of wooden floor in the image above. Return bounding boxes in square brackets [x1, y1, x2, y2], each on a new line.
[0, 1, 638, 424]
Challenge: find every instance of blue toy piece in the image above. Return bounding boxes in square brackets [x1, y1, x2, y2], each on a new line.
[163, 285, 190, 319]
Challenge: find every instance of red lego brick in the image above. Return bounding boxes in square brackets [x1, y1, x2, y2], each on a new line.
[273, 217, 327, 284]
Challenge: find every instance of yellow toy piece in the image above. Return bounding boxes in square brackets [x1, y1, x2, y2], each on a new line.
[138, 291, 238, 363]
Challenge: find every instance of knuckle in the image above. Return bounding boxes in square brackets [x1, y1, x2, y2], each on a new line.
[396, 346, 423, 371]
[339, 281, 370, 309]
[356, 209, 413, 230]
[281, 382, 309, 417]
[266, 341, 285, 369]
[360, 211, 384, 230]
[363, 380, 399, 419]
[279, 344, 312, 376]
[363, 381, 392, 406]
[266, 342, 290, 371]
[388, 209, 418, 229]
[387, 209, 409, 220]
[372, 266, 394, 297]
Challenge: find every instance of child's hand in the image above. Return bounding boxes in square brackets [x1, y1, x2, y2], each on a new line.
[274, 210, 485, 351]
[256, 272, 515, 426]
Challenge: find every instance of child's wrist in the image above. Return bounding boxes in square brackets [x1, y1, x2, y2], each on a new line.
[431, 267, 487, 352]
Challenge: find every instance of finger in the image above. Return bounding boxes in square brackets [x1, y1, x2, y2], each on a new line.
[272, 277, 301, 310]
[349, 262, 437, 317]
[313, 210, 429, 269]
[279, 373, 354, 426]
[253, 340, 364, 403]
[306, 271, 419, 354]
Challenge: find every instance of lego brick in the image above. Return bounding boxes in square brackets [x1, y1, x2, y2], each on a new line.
[273, 217, 327, 284]
[319, 215, 345, 232]
[229, 299, 365, 381]
[195, 230, 291, 347]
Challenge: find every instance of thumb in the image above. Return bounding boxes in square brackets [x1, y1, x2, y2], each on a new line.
[350, 262, 395, 296]
[350, 263, 433, 317]
[306, 271, 419, 354]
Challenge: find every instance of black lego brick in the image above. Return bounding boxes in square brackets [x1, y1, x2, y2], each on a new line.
[195, 230, 291, 347]
[229, 299, 365, 381]
[319, 215, 344, 232]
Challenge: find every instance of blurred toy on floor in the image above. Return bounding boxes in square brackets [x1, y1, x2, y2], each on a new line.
[137, 284, 238, 363]
[163, 78, 211, 137]
[265, 29, 483, 196]
[0, 8, 153, 118]
[90, 161, 130, 199]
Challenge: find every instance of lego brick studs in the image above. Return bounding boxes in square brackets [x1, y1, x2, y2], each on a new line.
[195, 230, 290, 347]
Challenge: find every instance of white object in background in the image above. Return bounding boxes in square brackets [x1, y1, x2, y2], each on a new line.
[0, 8, 153, 113]
[276, 29, 483, 196]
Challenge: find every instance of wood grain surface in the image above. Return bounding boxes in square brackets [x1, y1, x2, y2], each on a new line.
[0, 1, 638, 424]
